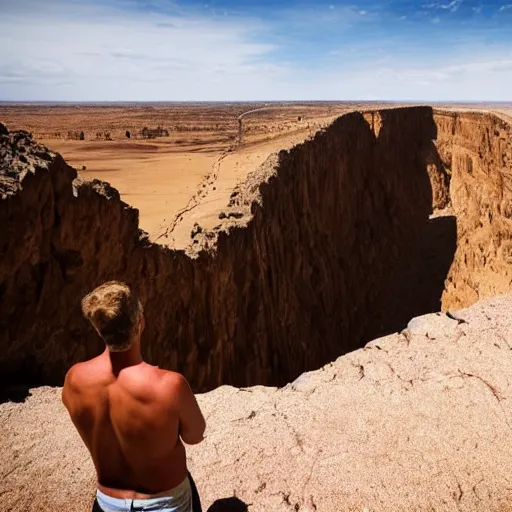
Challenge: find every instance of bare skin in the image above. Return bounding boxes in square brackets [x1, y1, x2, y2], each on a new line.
[62, 325, 206, 500]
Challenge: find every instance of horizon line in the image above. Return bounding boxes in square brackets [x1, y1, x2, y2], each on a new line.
[1, 100, 511, 105]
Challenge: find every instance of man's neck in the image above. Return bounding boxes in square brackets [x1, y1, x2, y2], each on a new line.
[106, 342, 143, 375]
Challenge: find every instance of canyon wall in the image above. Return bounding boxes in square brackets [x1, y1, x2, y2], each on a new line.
[434, 111, 512, 310]
[1, 107, 511, 392]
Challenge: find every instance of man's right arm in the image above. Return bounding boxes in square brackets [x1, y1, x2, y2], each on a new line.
[173, 374, 206, 445]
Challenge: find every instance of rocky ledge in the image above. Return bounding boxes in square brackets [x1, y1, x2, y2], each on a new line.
[1, 293, 512, 511]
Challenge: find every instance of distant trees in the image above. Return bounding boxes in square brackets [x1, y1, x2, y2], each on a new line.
[95, 131, 112, 141]
[140, 126, 169, 139]
[67, 130, 82, 140]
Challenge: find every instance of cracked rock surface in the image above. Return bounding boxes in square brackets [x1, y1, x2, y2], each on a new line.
[2, 294, 512, 511]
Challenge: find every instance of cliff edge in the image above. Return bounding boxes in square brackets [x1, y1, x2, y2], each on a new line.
[2, 107, 512, 393]
[2, 294, 512, 511]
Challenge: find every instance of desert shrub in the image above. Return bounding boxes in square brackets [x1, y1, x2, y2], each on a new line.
[67, 130, 82, 140]
[141, 126, 169, 139]
[79, 131, 85, 141]
[126, 130, 131, 139]
[94, 131, 113, 141]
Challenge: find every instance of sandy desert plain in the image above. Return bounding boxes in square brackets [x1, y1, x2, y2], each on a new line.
[0, 102, 350, 248]
[4, 100, 510, 250]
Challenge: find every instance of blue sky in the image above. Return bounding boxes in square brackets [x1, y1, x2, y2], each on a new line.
[0, 0, 511, 101]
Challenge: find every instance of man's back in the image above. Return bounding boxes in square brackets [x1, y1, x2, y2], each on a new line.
[63, 352, 205, 498]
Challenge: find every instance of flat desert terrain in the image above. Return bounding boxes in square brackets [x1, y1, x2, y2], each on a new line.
[1, 102, 511, 248]
[0, 103, 349, 246]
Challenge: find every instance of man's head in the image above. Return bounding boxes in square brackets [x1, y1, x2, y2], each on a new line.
[81, 281, 143, 352]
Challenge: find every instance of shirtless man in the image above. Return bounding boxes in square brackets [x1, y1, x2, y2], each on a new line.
[62, 281, 205, 512]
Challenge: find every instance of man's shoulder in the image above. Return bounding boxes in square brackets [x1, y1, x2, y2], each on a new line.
[64, 361, 88, 388]
[62, 361, 92, 409]
[63, 356, 106, 392]
[149, 366, 187, 388]
[142, 366, 189, 396]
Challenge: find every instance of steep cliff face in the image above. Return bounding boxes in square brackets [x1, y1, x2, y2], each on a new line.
[434, 111, 512, 310]
[0, 127, 142, 384]
[1, 107, 511, 391]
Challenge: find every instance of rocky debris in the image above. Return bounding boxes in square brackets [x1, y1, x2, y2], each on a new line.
[191, 222, 203, 238]
[2, 294, 512, 511]
[0, 124, 57, 197]
[218, 210, 244, 220]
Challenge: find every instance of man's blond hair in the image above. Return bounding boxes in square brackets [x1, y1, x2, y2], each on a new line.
[81, 281, 142, 352]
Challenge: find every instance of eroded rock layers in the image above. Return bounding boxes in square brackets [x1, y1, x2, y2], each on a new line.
[435, 111, 512, 310]
[1, 107, 511, 391]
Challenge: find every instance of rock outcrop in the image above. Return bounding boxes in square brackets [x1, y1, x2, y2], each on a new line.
[435, 111, 512, 310]
[0, 107, 511, 392]
[2, 294, 512, 511]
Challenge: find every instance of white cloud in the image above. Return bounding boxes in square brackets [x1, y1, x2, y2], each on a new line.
[0, 0, 511, 101]
[360, 55, 512, 99]
[276, 4, 375, 30]
[0, 0, 287, 100]
[499, 4, 512, 11]
[423, 0, 464, 12]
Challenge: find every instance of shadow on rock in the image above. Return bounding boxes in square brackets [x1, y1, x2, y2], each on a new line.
[0, 384, 31, 404]
[207, 497, 249, 512]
